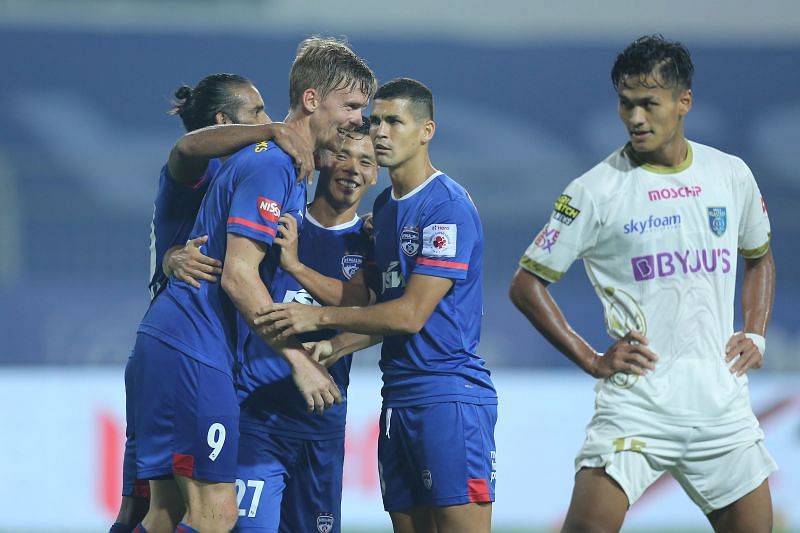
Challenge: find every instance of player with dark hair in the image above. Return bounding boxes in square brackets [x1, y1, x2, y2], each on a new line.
[129, 38, 374, 533]
[257, 77, 497, 533]
[234, 119, 378, 533]
[110, 73, 315, 533]
[509, 34, 775, 532]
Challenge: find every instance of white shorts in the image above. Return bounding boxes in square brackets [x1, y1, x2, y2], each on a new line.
[574, 410, 777, 513]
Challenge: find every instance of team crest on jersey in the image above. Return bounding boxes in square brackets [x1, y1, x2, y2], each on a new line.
[422, 470, 433, 490]
[400, 226, 420, 256]
[707, 207, 727, 237]
[257, 196, 281, 223]
[316, 512, 334, 533]
[341, 254, 364, 279]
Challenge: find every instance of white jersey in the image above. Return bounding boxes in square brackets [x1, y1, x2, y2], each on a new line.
[520, 141, 771, 426]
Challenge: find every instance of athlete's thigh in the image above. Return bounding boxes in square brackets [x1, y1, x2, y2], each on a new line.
[380, 403, 496, 511]
[389, 507, 436, 533]
[235, 425, 301, 532]
[279, 438, 345, 533]
[134, 333, 240, 484]
[431, 501, 491, 533]
[706, 479, 772, 533]
[562, 467, 629, 533]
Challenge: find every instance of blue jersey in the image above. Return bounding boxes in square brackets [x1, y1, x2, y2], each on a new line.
[237, 211, 373, 440]
[139, 141, 305, 377]
[148, 159, 222, 299]
[372, 171, 496, 407]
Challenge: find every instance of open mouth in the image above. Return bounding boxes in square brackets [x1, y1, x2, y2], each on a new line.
[335, 178, 359, 190]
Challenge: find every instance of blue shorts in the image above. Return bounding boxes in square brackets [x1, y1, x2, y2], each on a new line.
[378, 402, 497, 511]
[235, 415, 344, 532]
[122, 354, 149, 498]
[131, 333, 239, 483]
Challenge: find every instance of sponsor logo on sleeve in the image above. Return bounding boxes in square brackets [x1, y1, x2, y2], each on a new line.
[631, 248, 731, 281]
[552, 194, 580, 225]
[707, 207, 727, 237]
[761, 196, 767, 213]
[647, 185, 702, 202]
[341, 254, 364, 279]
[257, 197, 281, 223]
[422, 224, 457, 257]
[400, 226, 420, 256]
[533, 223, 560, 252]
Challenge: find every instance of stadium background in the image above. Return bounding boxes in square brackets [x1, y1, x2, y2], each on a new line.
[0, 0, 798, 531]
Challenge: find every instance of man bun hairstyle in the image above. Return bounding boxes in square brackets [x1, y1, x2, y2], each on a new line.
[169, 73, 252, 132]
[611, 34, 694, 92]
[374, 77, 434, 121]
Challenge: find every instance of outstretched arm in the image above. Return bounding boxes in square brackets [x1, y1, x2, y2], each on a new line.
[725, 248, 775, 375]
[508, 267, 658, 378]
[168, 123, 315, 184]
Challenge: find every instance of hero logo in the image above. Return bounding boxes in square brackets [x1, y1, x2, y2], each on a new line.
[647, 185, 702, 202]
[623, 214, 681, 235]
[282, 288, 320, 306]
[381, 260, 405, 293]
[631, 248, 731, 281]
[257, 196, 281, 223]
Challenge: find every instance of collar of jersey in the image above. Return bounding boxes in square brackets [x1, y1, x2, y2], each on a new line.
[305, 208, 360, 231]
[391, 170, 443, 201]
[624, 141, 693, 174]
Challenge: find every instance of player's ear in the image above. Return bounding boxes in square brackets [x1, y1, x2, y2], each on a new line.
[677, 89, 692, 117]
[420, 119, 435, 145]
[302, 88, 319, 113]
[215, 111, 232, 125]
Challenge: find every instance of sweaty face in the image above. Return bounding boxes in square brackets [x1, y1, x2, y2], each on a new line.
[318, 134, 378, 210]
[310, 85, 369, 152]
[228, 84, 271, 125]
[617, 73, 691, 165]
[369, 98, 428, 169]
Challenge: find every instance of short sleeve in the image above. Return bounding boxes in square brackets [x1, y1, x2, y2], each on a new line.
[519, 179, 599, 282]
[227, 150, 293, 246]
[734, 159, 771, 258]
[412, 197, 478, 281]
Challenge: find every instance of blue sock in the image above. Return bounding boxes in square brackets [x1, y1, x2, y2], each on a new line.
[132, 524, 149, 533]
[175, 523, 200, 533]
[109, 523, 133, 533]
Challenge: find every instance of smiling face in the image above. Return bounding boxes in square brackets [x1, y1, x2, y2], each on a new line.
[308, 85, 370, 153]
[617, 71, 692, 165]
[317, 133, 378, 211]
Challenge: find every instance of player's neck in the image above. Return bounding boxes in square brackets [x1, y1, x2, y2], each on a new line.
[307, 197, 358, 228]
[388, 153, 436, 198]
[282, 109, 316, 152]
[636, 135, 689, 168]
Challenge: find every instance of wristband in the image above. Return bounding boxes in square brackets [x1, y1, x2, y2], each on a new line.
[744, 333, 766, 358]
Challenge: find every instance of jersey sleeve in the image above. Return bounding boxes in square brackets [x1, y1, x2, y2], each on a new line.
[412, 197, 478, 281]
[733, 158, 771, 258]
[227, 148, 293, 246]
[519, 179, 599, 282]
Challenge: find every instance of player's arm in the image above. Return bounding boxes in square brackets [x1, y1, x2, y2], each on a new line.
[168, 123, 315, 184]
[275, 214, 374, 306]
[256, 273, 452, 338]
[221, 233, 341, 413]
[725, 248, 775, 375]
[508, 267, 657, 378]
[304, 331, 383, 368]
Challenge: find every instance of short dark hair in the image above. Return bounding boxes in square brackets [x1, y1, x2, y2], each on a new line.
[170, 73, 252, 132]
[374, 77, 434, 121]
[611, 34, 694, 92]
[289, 36, 376, 109]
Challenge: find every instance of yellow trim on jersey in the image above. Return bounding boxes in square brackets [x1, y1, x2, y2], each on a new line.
[739, 235, 771, 259]
[623, 142, 693, 174]
[519, 255, 564, 282]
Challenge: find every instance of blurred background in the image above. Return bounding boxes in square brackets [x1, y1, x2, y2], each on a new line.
[0, 0, 798, 531]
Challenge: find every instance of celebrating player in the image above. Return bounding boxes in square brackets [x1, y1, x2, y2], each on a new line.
[509, 35, 775, 532]
[256, 78, 497, 533]
[130, 38, 374, 533]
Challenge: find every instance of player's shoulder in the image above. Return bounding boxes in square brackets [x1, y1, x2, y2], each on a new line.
[427, 172, 476, 208]
[228, 140, 295, 173]
[688, 140, 752, 179]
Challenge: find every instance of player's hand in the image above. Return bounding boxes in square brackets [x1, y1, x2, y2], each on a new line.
[302, 340, 339, 367]
[266, 122, 315, 184]
[725, 331, 764, 376]
[590, 331, 658, 378]
[275, 215, 301, 273]
[360, 212, 374, 238]
[290, 355, 342, 413]
[165, 235, 223, 289]
[254, 303, 323, 340]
